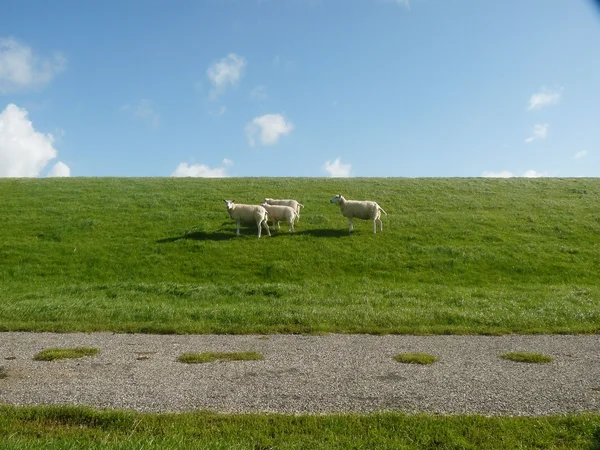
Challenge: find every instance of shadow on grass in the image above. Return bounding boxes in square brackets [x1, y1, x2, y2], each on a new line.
[157, 230, 234, 243]
[295, 229, 349, 238]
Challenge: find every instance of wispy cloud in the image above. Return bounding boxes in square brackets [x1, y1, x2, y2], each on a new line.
[0, 104, 58, 177]
[207, 53, 246, 99]
[385, 0, 410, 8]
[524, 123, 548, 143]
[574, 151, 588, 159]
[245, 114, 294, 147]
[323, 157, 351, 177]
[171, 159, 233, 178]
[482, 170, 547, 178]
[0, 37, 66, 93]
[250, 85, 268, 100]
[528, 87, 562, 110]
[121, 99, 159, 128]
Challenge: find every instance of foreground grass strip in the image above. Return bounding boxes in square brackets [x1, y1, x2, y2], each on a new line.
[177, 351, 264, 364]
[500, 352, 554, 364]
[0, 406, 598, 449]
[33, 347, 100, 361]
[394, 353, 439, 365]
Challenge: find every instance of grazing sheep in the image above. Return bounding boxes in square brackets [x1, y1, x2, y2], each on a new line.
[224, 200, 271, 238]
[330, 194, 387, 234]
[263, 198, 304, 222]
[261, 202, 297, 233]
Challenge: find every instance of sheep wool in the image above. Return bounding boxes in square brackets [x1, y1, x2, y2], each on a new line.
[263, 198, 304, 222]
[261, 202, 298, 233]
[224, 200, 271, 238]
[330, 194, 387, 234]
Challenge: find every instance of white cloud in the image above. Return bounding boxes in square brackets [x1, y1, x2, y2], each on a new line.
[481, 170, 513, 178]
[245, 113, 294, 147]
[523, 170, 545, 178]
[121, 99, 159, 128]
[0, 37, 66, 93]
[528, 87, 562, 110]
[0, 104, 59, 177]
[250, 85, 268, 100]
[48, 161, 71, 177]
[482, 170, 547, 178]
[171, 160, 232, 178]
[524, 123, 548, 143]
[207, 53, 246, 99]
[323, 157, 351, 177]
[574, 151, 588, 159]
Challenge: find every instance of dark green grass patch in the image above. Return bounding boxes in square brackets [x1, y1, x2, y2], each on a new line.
[1, 177, 600, 335]
[500, 352, 555, 364]
[394, 352, 439, 365]
[0, 406, 598, 449]
[177, 351, 264, 364]
[33, 347, 100, 361]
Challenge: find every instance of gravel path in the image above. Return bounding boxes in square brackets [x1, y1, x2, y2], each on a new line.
[1, 332, 599, 416]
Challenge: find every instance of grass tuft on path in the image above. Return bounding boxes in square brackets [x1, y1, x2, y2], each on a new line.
[177, 351, 264, 364]
[500, 352, 554, 364]
[33, 347, 100, 361]
[394, 352, 439, 365]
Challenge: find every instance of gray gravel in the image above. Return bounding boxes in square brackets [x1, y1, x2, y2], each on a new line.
[1, 332, 599, 416]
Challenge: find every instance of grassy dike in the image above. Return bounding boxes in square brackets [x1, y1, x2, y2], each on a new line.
[1, 177, 599, 334]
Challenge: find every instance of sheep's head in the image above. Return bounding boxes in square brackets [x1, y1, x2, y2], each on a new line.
[330, 194, 343, 204]
[224, 199, 235, 210]
[263, 198, 272, 204]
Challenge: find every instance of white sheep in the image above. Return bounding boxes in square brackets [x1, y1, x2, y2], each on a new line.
[224, 200, 271, 238]
[261, 202, 298, 233]
[263, 198, 304, 222]
[330, 194, 387, 234]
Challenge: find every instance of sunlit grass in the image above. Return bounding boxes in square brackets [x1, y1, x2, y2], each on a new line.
[0, 177, 599, 334]
[0, 406, 598, 449]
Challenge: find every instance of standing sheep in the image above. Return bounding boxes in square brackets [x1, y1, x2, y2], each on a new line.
[330, 194, 387, 234]
[224, 200, 271, 238]
[263, 198, 304, 222]
[261, 202, 298, 233]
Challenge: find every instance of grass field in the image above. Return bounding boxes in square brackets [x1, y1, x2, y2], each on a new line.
[1, 177, 599, 334]
[0, 406, 598, 449]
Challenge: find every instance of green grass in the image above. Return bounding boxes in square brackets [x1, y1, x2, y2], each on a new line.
[33, 347, 100, 361]
[0, 406, 597, 449]
[500, 352, 555, 364]
[1, 177, 599, 334]
[177, 351, 264, 363]
[394, 352, 439, 365]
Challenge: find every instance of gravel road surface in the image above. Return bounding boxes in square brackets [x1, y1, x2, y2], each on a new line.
[1, 332, 599, 416]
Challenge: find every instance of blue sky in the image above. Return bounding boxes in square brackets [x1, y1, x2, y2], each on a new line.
[1, 0, 599, 178]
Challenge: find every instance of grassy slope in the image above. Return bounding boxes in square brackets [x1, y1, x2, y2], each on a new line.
[1, 177, 599, 334]
[0, 406, 598, 449]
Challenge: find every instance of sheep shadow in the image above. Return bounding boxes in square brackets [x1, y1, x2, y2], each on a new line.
[295, 229, 349, 238]
[156, 230, 234, 243]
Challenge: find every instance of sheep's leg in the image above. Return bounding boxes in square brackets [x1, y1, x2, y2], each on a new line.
[289, 220, 294, 233]
[348, 218, 353, 233]
[372, 219, 377, 234]
[236, 221, 241, 236]
[276, 221, 281, 230]
[262, 218, 271, 237]
[378, 218, 383, 232]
